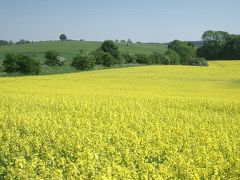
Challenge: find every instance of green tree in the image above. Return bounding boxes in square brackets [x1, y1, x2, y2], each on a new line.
[59, 34, 67, 41]
[2, 53, 18, 73]
[197, 30, 231, 60]
[16, 55, 41, 74]
[71, 52, 95, 70]
[168, 40, 196, 64]
[101, 40, 120, 59]
[45, 50, 64, 66]
[165, 49, 181, 65]
[102, 53, 116, 67]
[135, 54, 151, 64]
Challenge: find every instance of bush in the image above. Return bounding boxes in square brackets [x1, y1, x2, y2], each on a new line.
[16, 55, 41, 74]
[168, 40, 196, 65]
[101, 40, 120, 59]
[149, 52, 170, 65]
[3, 54, 40, 74]
[102, 53, 116, 67]
[188, 57, 208, 66]
[71, 53, 95, 70]
[123, 52, 136, 64]
[165, 49, 181, 65]
[2, 53, 18, 73]
[91, 49, 106, 65]
[45, 50, 64, 66]
[135, 54, 151, 64]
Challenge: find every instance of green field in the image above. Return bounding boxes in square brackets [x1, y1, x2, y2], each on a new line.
[0, 41, 166, 61]
[0, 41, 167, 76]
[0, 61, 239, 179]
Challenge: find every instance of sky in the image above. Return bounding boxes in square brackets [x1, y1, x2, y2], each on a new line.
[0, 0, 240, 42]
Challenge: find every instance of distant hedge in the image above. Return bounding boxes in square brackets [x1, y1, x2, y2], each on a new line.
[3, 53, 41, 74]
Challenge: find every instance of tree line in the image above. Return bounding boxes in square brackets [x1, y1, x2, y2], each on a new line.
[2, 39, 208, 75]
[197, 30, 240, 60]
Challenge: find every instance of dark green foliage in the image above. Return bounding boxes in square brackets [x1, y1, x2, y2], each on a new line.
[135, 54, 151, 64]
[91, 49, 106, 65]
[0, 40, 10, 46]
[15, 39, 31, 45]
[3, 53, 40, 74]
[16, 55, 41, 74]
[165, 49, 181, 65]
[188, 57, 208, 66]
[221, 36, 240, 59]
[123, 52, 136, 64]
[71, 52, 95, 70]
[197, 30, 240, 60]
[102, 53, 116, 67]
[45, 50, 64, 66]
[101, 40, 120, 59]
[168, 40, 196, 64]
[3, 53, 18, 73]
[59, 34, 67, 41]
[149, 52, 170, 65]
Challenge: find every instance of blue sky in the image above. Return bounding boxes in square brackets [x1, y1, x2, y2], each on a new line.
[0, 0, 239, 42]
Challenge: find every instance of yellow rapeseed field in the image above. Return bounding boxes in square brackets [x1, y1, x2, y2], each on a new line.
[0, 61, 240, 179]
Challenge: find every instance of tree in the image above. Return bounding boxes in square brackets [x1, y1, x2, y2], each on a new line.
[197, 30, 231, 60]
[221, 35, 240, 59]
[71, 52, 95, 70]
[168, 40, 196, 64]
[127, 39, 132, 44]
[188, 57, 208, 66]
[135, 54, 151, 64]
[16, 55, 41, 74]
[102, 53, 116, 67]
[91, 49, 106, 65]
[45, 50, 64, 66]
[59, 34, 67, 41]
[101, 40, 120, 59]
[3, 53, 40, 74]
[2, 53, 18, 73]
[149, 52, 170, 65]
[123, 52, 136, 64]
[0, 40, 9, 46]
[165, 49, 181, 65]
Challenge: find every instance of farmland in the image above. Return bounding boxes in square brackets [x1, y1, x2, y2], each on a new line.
[0, 60, 239, 179]
[0, 41, 166, 62]
[0, 41, 167, 76]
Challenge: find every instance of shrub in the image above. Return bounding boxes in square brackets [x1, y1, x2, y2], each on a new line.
[101, 40, 120, 59]
[168, 40, 196, 65]
[3, 54, 40, 74]
[149, 52, 170, 65]
[91, 49, 106, 65]
[16, 55, 41, 74]
[188, 57, 208, 66]
[102, 53, 116, 67]
[135, 54, 151, 64]
[165, 49, 181, 65]
[45, 50, 64, 66]
[123, 52, 136, 64]
[2, 53, 18, 73]
[71, 53, 95, 70]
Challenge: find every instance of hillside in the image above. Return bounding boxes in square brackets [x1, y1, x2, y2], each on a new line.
[0, 41, 167, 76]
[0, 61, 239, 178]
[0, 41, 167, 62]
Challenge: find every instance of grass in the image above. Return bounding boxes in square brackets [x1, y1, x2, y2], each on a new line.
[0, 61, 239, 179]
[0, 40, 167, 61]
[0, 40, 167, 76]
